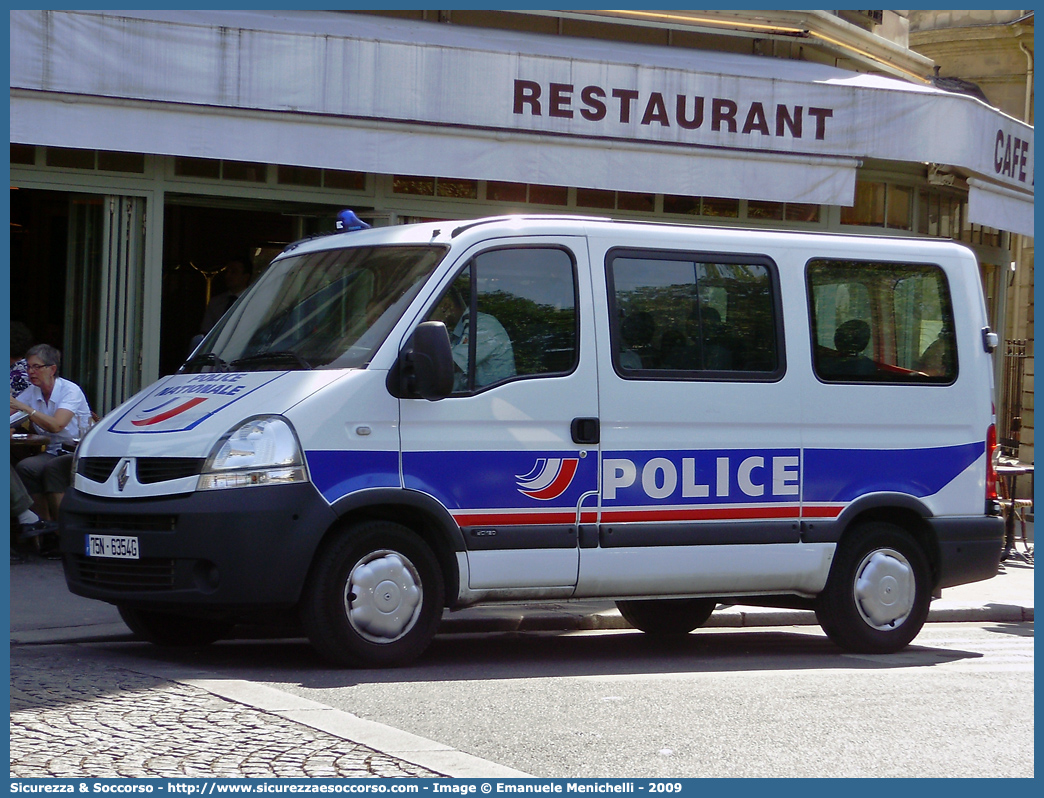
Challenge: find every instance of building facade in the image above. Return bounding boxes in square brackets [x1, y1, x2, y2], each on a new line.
[909, 9, 1034, 466]
[9, 10, 1034, 428]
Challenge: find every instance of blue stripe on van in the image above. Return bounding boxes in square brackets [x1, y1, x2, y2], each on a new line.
[306, 450, 399, 503]
[403, 450, 598, 511]
[803, 442, 984, 503]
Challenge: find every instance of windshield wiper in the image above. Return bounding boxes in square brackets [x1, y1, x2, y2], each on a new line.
[230, 350, 313, 371]
[179, 352, 230, 373]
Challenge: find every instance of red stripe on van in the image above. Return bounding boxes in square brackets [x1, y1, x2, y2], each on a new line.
[802, 505, 845, 519]
[454, 511, 579, 527]
[600, 506, 801, 523]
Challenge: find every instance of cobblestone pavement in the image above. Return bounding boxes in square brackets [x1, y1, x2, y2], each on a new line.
[10, 647, 443, 779]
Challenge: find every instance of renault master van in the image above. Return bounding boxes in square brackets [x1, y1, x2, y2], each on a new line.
[60, 215, 1005, 666]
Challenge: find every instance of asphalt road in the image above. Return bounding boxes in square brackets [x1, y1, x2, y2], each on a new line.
[69, 620, 1034, 779]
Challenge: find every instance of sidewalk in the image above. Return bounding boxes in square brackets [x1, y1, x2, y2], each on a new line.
[9, 547, 1034, 646]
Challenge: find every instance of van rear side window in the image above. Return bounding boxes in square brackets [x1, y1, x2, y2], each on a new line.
[607, 250, 782, 379]
[808, 259, 957, 384]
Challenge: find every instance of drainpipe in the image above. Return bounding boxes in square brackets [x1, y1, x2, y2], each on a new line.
[1018, 40, 1033, 124]
[1012, 39, 1033, 462]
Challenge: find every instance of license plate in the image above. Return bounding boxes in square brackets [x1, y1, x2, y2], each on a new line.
[86, 534, 140, 560]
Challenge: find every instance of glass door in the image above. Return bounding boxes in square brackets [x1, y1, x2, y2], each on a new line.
[66, 195, 147, 414]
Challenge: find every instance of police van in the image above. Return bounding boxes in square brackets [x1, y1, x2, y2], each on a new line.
[60, 215, 1005, 666]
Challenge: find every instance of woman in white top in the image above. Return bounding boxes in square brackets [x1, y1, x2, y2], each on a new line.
[10, 344, 91, 521]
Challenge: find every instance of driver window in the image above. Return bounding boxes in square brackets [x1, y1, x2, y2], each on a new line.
[426, 247, 578, 393]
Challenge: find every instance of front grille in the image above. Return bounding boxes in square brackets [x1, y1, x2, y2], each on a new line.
[136, 458, 205, 484]
[85, 514, 177, 533]
[78, 457, 120, 483]
[73, 555, 175, 591]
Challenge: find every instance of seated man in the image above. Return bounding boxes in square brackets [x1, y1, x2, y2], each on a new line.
[430, 285, 515, 391]
[826, 319, 876, 377]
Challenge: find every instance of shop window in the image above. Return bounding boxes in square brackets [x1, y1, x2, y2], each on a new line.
[324, 170, 366, 191]
[222, 161, 267, 182]
[46, 147, 95, 170]
[886, 185, 912, 230]
[529, 184, 568, 206]
[393, 175, 436, 196]
[278, 165, 322, 187]
[487, 181, 527, 203]
[663, 194, 700, 216]
[608, 251, 781, 378]
[175, 157, 221, 179]
[748, 200, 784, 221]
[436, 177, 479, 199]
[617, 192, 655, 212]
[808, 259, 956, 384]
[785, 203, 821, 223]
[841, 181, 886, 226]
[10, 144, 36, 165]
[97, 151, 145, 173]
[701, 197, 740, 218]
[917, 190, 932, 235]
[577, 188, 616, 209]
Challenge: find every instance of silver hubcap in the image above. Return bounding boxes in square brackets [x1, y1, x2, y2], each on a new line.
[344, 550, 423, 643]
[853, 548, 916, 630]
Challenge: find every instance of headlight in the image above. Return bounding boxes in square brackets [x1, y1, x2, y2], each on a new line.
[198, 415, 308, 491]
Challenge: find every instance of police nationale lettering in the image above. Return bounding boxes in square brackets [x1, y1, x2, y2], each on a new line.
[514, 79, 834, 141]
[155, 373, 247, 398]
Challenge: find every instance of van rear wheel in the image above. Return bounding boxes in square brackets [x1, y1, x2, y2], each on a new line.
[301, 521, 444, 668]
[117, 605, 231, 647]
[616, 597, 717, 636]
[815, 521, 931, 654]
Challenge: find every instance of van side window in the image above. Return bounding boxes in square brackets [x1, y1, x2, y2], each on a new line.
[808, 260, 957, 383]
[427, 247, 578, 392]
[607, 251, 781, 378]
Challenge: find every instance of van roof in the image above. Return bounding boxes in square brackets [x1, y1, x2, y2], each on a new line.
[278, 213, 976, 261]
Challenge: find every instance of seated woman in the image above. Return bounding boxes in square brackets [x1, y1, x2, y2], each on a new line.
[10, 344, 91, 521]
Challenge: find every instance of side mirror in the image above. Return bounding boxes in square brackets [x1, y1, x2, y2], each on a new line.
[397, 321, 454, 400]
[982, 327, 999, 354]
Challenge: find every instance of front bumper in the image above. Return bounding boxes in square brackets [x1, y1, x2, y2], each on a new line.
[59, 482, 337, 609]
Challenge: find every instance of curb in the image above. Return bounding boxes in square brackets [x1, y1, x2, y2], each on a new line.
[436, 603, 1034, 635]
[10, 603, 1032, 647]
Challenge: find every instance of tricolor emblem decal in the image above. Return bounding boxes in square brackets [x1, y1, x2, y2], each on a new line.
[515, 458, 580, 501]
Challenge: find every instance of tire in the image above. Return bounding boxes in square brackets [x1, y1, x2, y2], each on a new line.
[117, 605, 232, 647]
[301, 521, 445, 668]
[616, 597, 717, 636]
[815, 521, 931, 654]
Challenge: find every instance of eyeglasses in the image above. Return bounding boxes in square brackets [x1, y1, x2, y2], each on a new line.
[27, 363, 55, 372]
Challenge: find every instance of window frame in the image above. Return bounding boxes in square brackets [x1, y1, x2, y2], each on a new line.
[805, 257, 959, 386]
[605, 247, 786, 383]
[426, 243, 581, 395]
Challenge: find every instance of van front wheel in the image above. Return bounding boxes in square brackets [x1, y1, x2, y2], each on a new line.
[302, 521, 444, 668]
[815, 521, 931, 654]
[616, 598, 717, 635]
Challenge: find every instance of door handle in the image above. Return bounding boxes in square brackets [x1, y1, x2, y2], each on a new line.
[571, 417, 600, 445]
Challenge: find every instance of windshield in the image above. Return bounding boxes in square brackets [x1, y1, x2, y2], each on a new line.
[182, 244, 447, 373]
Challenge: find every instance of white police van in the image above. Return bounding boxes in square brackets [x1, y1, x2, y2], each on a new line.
[61, 214, 1005, 666]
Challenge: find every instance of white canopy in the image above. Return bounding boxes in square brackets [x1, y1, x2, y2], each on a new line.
[9, 9, 1033, 235]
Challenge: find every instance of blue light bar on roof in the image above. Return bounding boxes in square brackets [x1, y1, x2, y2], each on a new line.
[335, 209, 371, 232]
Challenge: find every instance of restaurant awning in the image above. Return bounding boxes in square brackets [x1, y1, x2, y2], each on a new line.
[9, 9, 1033, 234]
